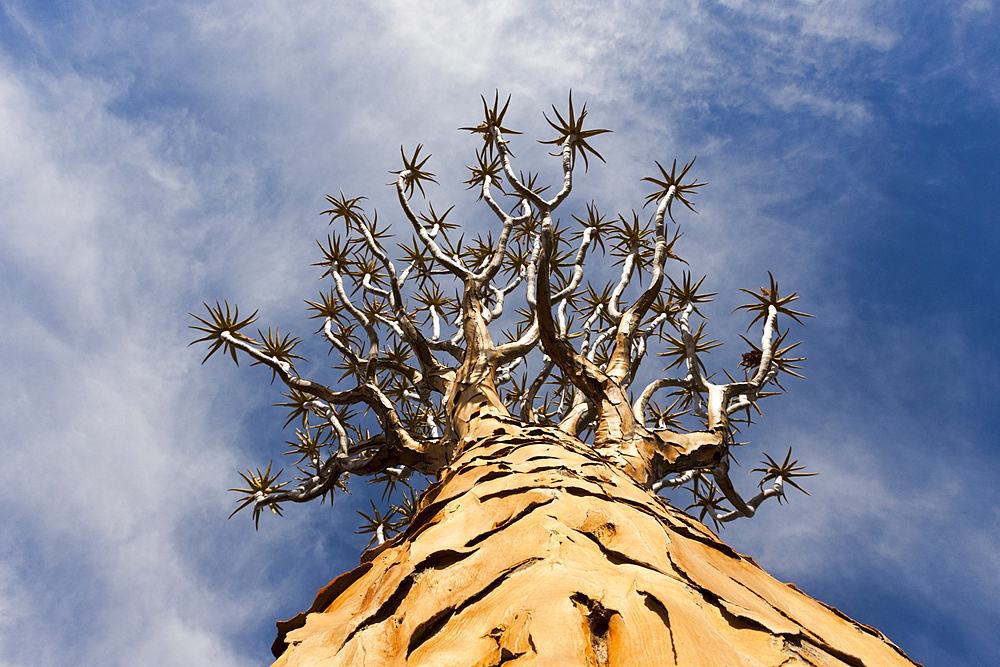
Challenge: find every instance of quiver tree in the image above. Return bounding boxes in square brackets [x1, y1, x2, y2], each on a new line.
[193, 94, 918, 666]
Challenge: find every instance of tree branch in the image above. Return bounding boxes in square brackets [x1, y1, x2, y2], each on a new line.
[395, 174, 470, 279]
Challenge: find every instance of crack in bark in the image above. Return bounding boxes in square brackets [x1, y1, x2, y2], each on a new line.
[405, 557, 542, 658]
[665, 551, 886, 667]
[464, 468, 513, 487]
[383, 499, 448, 546]
[340, 573, 415, 648]
[664, 552, 703, 591]
[486, 617, 536, 666]
[271, 561, 374, 657]
[638, 590, 678, 665]
[490, 648, 528, 666]
[570, 592, 616, 667]
[464, 497, 558, 548]
[524, 454, 564, 462]
[782, 634, 871, 667]
[573, 528, 672, 577]
[665, 551, 786, 635]
[341, 549, 483, 652]
[499, 462, 592, 484]
[415, 548, 475, 572]
[475, 486, 543, 504]
[665, 523, 742, 559]
[560, 485, 697, 534]
[461, 449, 517, 467]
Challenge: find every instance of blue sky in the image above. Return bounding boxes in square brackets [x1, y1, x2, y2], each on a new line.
[1, 1, 998, 665]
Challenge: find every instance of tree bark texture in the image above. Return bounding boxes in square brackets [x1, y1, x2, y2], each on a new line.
[271, 425, 918, 667]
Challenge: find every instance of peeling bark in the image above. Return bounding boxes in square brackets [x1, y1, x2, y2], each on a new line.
[271, 424, 919, 667]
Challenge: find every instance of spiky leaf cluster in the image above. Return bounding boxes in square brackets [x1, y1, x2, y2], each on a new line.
[392, 144, 438, 199]
[460, 91, 522, 153]
[641, 158, 707, 222]
[228, 463, 288, 529]
[752, 448, 817, 501]
[735, 272, 814, 330]
[539, 91, 611, 171]
[189, 301, 258, 365]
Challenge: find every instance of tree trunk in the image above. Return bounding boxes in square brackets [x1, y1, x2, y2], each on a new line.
[271, 425, 918, 667]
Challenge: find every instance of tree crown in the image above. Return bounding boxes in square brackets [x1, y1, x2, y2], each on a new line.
[192, 92, 814, 538]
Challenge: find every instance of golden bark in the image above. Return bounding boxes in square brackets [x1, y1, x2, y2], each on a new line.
[271, 424, 918, 667]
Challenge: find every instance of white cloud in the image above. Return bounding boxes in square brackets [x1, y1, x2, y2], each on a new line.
[718, 0, 901, 49]
[0, 53, 287, 666]
[769, 83, 874, 123]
